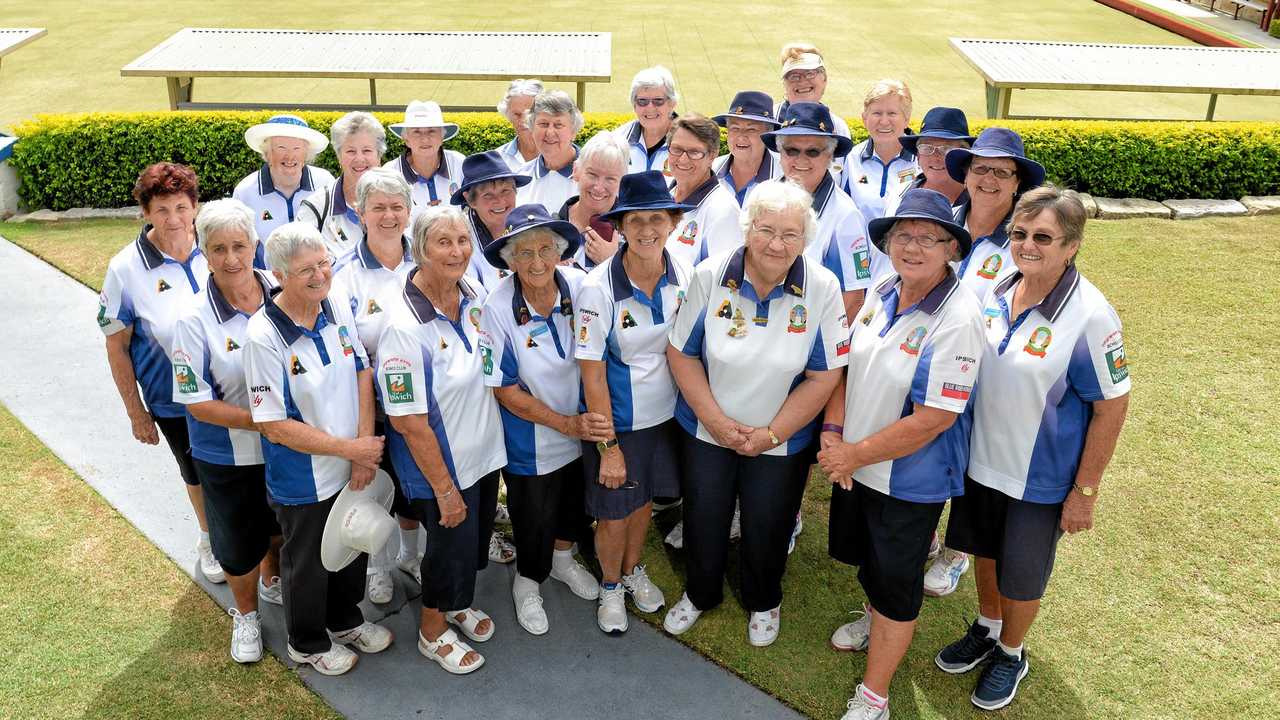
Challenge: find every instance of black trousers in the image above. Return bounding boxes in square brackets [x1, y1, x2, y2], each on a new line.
[505, 458, 590, 583]
[679, 433, 810, 612]
[409, 471, 499, 612]
[272, 492, 368, 654]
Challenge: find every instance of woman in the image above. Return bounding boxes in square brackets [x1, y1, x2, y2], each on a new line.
[946, 127, 1046, 297]
[243, 222, 393, 676]
[817, 189, 985, 720]
[378, 206, 505, 674]
[616, 65, 678, 175]
[453, 150, 531, 289]
[663, 114, 744, 268]
[575, 171, 693, 634]
[233, 114, 335, 260]
[663, 181, 846, 646]
[517, 90, 583, 213]
[559, 130, 628, 269]
[385, 100, 465, 209]
[775, 43, 851, 139]
[882, 107, 974, 218]
[172, 199, 283, 663]
[100, 162, 220, 583]
[934, 185, 1129, 712]
[478, 205, 612, 635]
[842, 80, 918, 222]
[712, 91, 783, 206]
[298, 111, 387, 256]
[495, 79, 544, 171]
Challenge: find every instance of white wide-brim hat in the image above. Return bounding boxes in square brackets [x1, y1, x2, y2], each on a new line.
[244, 114, 329, 156]
[389, 100, 460, 141]
[321, 468, 396, 572]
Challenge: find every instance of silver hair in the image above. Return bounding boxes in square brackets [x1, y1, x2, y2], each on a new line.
[410, 205, 468, 264]
[630, 65, 679, 105]
[497, 78, 545, 117]
[498, 228, 569, 268]
[355, 167, 412, 214]
[256, 135, 321, 163]
[577, 130, 630, 174]
[266, 222, 328, 277]
[777, 135, 839, 155]
[463, 177, 518, 207]
[740, 180, 818, 248]
[330, 111, 388, 155]
[196, 198, 257, 254]
[525, 91, 585, 134]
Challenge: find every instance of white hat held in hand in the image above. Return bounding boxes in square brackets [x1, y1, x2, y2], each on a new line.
[321, 468, 397, 572]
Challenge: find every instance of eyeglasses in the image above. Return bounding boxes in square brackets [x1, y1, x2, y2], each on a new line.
[916, 143, 961, 157]
[969, 164, 1018, 180]
[290, 256, 334, 279]
[887, 231, 950, 249]
[633, 97, 669, 108]
[667, 146, 708, 160]
[726, 125, 764, 136]
[512, 246, 561, 262]
[751, 223, 804, 246]
[784, 69, 823, 82]
[781, 146, 827, 159]
[1008, 229, 1061, 246]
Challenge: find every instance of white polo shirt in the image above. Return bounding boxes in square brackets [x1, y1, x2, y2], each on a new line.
[969, 267, 1130, 504]
[575, 245, 691, 433]
[670, 248, 848, 456]
[841, 272, 985, 502]
[379, 271, 506, 498]
[713, 151, 783, 207]
[664, 175, 744, 268]
[800, 176, 889, 293]
[297, 175, 364, 257]
[954, 203, 1017, 299]
[383, 150, 465, 209]
[232, 164, 335, 262]
[838, 139, 919, 222]
[517, 150, 578, 213]
[463, 208, 511, 289]
[99, 227, 208, 419]
[171, 269, 277, 466]
[496, 137, 536, 172]
[479, 268, 586, 476]
[244, 288, 369, 505]
[617, 118, 671, 176]
[331, 235, 416, 361]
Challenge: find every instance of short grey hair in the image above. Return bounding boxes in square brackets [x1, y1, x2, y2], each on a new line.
[777, 135, 839, 156]
[630, 65, 679, 105]
[498, 228, 569, 268]
[356, 167, 412, 214]
[463, 178, 518, 207]
[497, 79, 545, 117]
[410, 205, 468, 265]
[266, 222, 328, 276]
[330, 111, 388, 156]
[525, 91, 585, 134]
[577, 130, 629, 174]
[256, 135, 321, 163]
[1011, 183, 1088, 259]
[196, 198, 257, 253]
[740, 181, 818, 248]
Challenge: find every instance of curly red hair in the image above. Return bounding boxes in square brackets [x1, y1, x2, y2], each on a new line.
[132, 162, 199, 211]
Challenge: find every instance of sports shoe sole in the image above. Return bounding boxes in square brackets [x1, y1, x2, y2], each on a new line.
[598, 613, 628, 635]
[830, 637, 870, 652]
[287, 645, 357, 676]
[935, 646, 994, 674]
[971, 658, 1029, 710]
[923, 580, 961, 598]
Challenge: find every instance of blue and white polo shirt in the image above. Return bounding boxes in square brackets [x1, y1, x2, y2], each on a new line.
[232, 164, 335, 264]
[664, 175, 744, 268]
[478, 267, 586, 475]
[616, 118, 671, 175]
[968, 267, 1130, 504]
[171, 269, 277, 466]
[297, 175, 364, 257]
[842, 272, 985, 502]
[575, 244, 691, 433]
[838, 139, 919, 222]
[713, 151, 782, 207]
[331, 235, 416, 362]
[496, 137, 535, 172]
[463, 208, 511, 289]
[383, 150, 465, 210]
[378, 271, 506, 498]
[517, 149, 579, 213]
[954, 203, 1016, 298]
[99, 227, 208, 419]
[801, 176, 889, 293]
[669, 248, 848, 456]
[244, 287, 369, 505]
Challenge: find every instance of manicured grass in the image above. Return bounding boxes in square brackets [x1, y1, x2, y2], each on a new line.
[2, 0, 1279, 132]
[0, 218, 136, 290]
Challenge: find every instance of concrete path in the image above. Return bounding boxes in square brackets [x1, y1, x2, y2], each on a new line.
[0, 236, 801, 720]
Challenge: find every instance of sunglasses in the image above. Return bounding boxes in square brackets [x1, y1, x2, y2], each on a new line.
[633, 97, 669, 108]
[781, 146, 827, 159]
[1009, 229, 1061, 246]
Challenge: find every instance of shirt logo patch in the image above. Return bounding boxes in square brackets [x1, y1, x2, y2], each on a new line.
[1106, 345, 1128, 383]
[853, 248, 871, 280]
[578, 325, 589, 344]
[173, 351, 198, 393]
[727, 307, 748, 338]
[976, 253, 1003, 280]
[385, 372, 414, 404]
[367, 299, 383, 315]
[897, 168, 916, 184]
[157, 279, 172, 293]
[787, 304, 807, 334]
[439, 337, 449, 350]
[225, 338, 241, 352]
[620, 310, 638, 329]
[836, 338, 850, 356]
[941, 382, 972, 400]
[900, 326, 927, 356]
[859, 308, 875, 326]
[290, 355, 307, 375]
[677, 220, 698, 245]
[526, 334, 538, 348]
[480, 345, 494, 375]
[1024, 326, 1053, 358]
[469, 307, 482, 330]
[676, 290, 686, 311]
[262, 209, 273, 221]
[716, 300, 734, 319]
[338, 325, 354, 357]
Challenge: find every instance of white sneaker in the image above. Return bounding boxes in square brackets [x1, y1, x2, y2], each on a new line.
[488, 532, 516, 564]
[228, 608, 262, 663]
[330, 621, 393, 653]
[831, 604, 871, 652]
[728, 506, 742, 541]
[397, 553, 423, 585]
[841, 685, 890, 720]
[550, 555, 599, 600]
[513, 579, 549, 636]
[366, 568, 394, 604]
[287, 642, 357, 676]
[197, 540, 225, 583]
[748, 606, 781, 647]
[597, 583, 628, 634]
[923, 549, 970, 597]
[927, 530, 943, 561]
[258, 575, 283, 606]
[494, 502, 512, 526]
[621, 564, 665, 612]
[662, 593, 702, 636]
[664, 521, 684, 549]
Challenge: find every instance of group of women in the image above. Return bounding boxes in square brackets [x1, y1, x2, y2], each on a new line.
[98, 40, 1130, 718]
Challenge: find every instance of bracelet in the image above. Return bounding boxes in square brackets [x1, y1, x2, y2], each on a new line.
[821, 423, 844, 435]
[767, 427, 781, 447]
[438, 486, 455, 499]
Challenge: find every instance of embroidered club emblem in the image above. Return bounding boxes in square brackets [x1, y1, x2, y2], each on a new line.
[900, 326, 927, 356]
[1024, 326, 1052, 358]
[788, 304, 807, 334]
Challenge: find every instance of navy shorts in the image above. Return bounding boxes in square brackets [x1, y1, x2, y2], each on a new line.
[154, 414, 198, 486]
[582, 420, 681, 521]
[946, 475, 1064, 602]
[194, 458, 281, 577]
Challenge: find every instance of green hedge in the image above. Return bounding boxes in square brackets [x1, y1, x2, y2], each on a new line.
[10, 111, 1280, 210]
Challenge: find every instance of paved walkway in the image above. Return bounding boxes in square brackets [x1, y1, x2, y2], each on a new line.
[0, 236, 801, 720]
[1136, 0, 1280, 47]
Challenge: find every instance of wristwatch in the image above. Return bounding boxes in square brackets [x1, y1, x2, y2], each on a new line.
[767, 427, 781, 447]
[1073, 482, 1097, 497]
[597, 438, 619, 454]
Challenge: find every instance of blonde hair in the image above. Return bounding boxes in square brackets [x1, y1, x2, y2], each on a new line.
[779, 42, 822, 67]
[863, 79, 913, 119]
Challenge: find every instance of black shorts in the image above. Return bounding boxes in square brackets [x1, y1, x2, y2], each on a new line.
[829, 481, 944, 622]
[582, 419, 681, 521]
[374, 419, 411, 518]
[154, 414, 198, 486]
[946, 476, 1064, 602]
[194, 458, 281, 577]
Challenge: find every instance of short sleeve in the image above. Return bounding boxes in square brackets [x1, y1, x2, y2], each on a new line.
[377, 323, 433, 417]
[668, 266, 711, 358]
[910, 309, 985, 414]
[807, 276, 851, 371]
[1069, 305, 1131, 402]
[243, 332, 288, 423]
[97, 261, 131, 336]
[574, 281, 612, 362]
[478, 299, 519, 388]
[838, 207, 875, 291]
[171, 313, 214, 404]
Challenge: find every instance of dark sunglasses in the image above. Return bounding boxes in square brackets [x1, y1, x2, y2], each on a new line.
[782, 146, 826, 159]
[633, 97, 669, 107]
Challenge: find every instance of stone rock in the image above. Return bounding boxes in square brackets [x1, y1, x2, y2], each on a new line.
[1093, 197, 1171, 220]
[1163, 199, 1247, 220]
[62, 206, 141, 220]
[1240, 196, 1280, 216]
[9, 209, 61, 223]
[1077, 192, 1099, 219]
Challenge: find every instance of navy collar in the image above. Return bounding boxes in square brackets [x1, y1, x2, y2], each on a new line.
[402, 267, 478, 324]
[810, 174, 837, 215]
[993, 265, 1080, 324]
[262, 286, 338, 345]
[670, 173, 719, 208]
[398, 150, 450, 184]
[357, 235, 412, 270]
[557, 195, 578, 220]
[331, 176, 349, 217]
[535, 147, 578, 179]
[511, 268, 574, 324]
[720, 245, 807, 297]
[609, 243, 681, 301]
[258, 164, 316, 196]
[859, 138, 916, 164]
[876, 269, 959, 316]
[208, 269, 273, 324]
[467, 208, 498, 245]
[716, 152, 774, 186]
[955, 201, 1012, 248]
[135, 224, 200, 270]
[626, 120, 644, 144]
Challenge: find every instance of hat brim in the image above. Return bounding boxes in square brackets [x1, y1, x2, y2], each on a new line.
[320, 468, 395, 572]
[945, 147, 1046, 193]
[483, 219, 583, 271]
[450, 172, 533, 206]
[899, 131, 975, 154]
[244, 123, 329, 156]
[762, 127, 854, 158]
[389, 123, 461, 142]
[712, 112, 781, 128]
[869, 211, 972, 258]
[599, 199, 697, 225]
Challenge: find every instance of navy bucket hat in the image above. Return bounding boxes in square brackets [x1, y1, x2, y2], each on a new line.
[450, 151, 532, 206]
[945, 127, 1046, 193]
[482, 204, 582, 271]
[599, 171, 695, 225]
[868, 188, 973, 257]
[712, 91, 781, 128]
[761, 102, 854, 157]
[899, 107, 975, 154]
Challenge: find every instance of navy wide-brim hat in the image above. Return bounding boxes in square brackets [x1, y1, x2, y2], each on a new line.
[599, 171, 696, 225]
[450, 151, 532, 206]
[483, 204, 582, 271]
[868, 188, 973, 257]
[945, 127, 1046, 193]
[762, 101, 854, 157]
[899, 106, 975, 154]
[712, 91, 781, 128]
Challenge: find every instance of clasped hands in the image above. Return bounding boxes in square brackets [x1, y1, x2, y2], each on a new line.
[707, 414, 775, 458]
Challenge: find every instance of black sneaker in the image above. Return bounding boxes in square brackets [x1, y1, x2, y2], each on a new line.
[935, 619, 997, 674]
[971, 647, 1029, 711]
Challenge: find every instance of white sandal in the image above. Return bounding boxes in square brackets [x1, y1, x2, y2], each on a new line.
[748, 606, 780, 647]
[446, 607, 494, 642]
[662, 593, 703, 636]
[417, 628, 484, 675]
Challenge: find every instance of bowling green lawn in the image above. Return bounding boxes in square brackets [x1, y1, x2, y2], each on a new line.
[0, 215, 1276, 719]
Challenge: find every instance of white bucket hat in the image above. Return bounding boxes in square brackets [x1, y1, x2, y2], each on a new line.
[244, 114, 329, 156]
[389, 100, 460, 141]
[321, 468, 397, 572]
